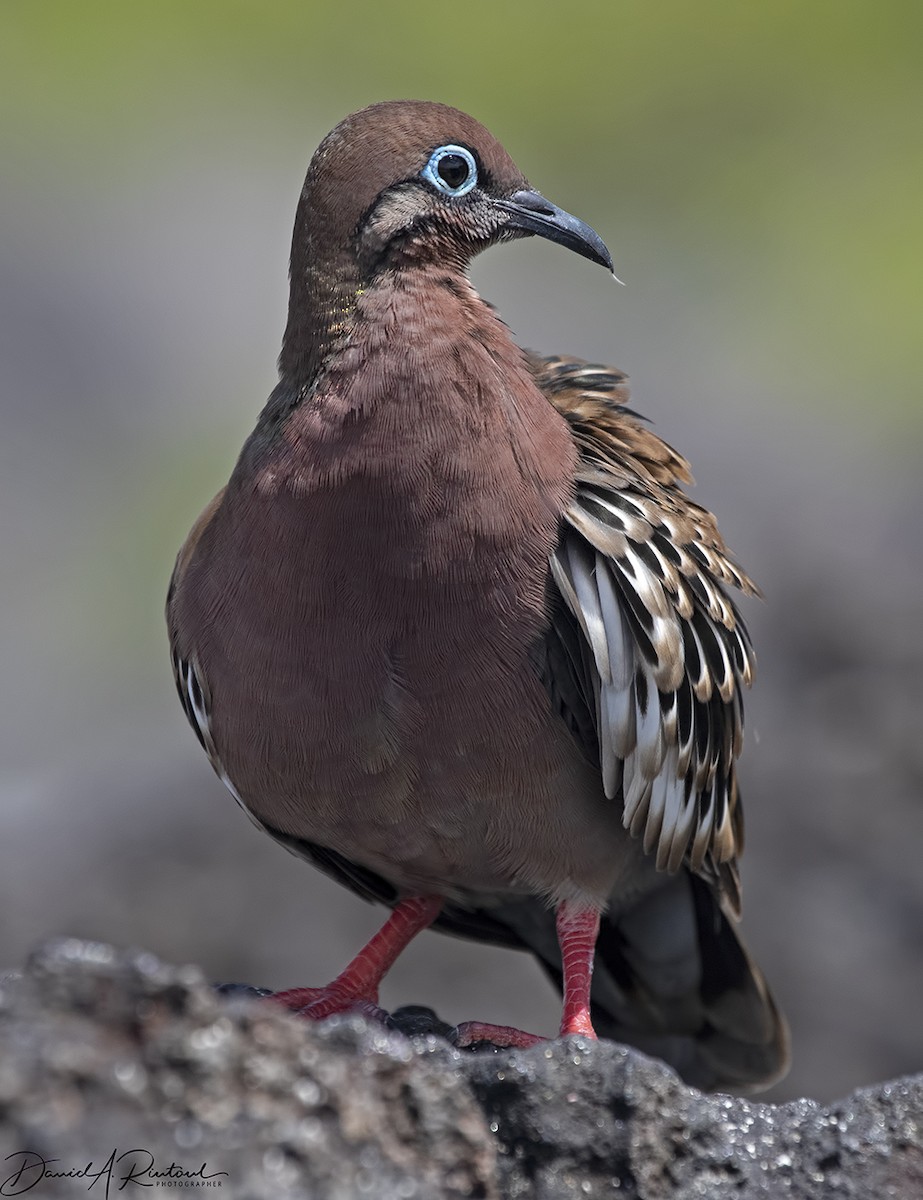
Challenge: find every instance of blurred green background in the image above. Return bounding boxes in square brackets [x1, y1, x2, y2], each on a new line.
[2, 1, 921, 1103]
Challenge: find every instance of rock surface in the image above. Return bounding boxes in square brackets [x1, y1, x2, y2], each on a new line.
[1, 940, 921, 1199]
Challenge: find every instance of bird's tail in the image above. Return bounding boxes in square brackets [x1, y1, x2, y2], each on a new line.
[485, 871, 789, 1093]
[576, 872, 788, 1091]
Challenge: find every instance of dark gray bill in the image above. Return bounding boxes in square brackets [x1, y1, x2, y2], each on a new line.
[495, 188, 613, 271]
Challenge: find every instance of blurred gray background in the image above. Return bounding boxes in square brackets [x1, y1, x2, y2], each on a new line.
[1, 2, 921, 1103]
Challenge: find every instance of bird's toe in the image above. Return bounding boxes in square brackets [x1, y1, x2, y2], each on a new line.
[452, 1019, 546, 1051]
[266, 985, 390, 1025]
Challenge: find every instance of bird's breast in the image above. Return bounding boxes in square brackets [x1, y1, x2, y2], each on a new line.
[180, 335, 592, 891]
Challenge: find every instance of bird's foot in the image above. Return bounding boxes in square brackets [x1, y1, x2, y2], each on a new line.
[266, 985, 389, 1025]
[452, 1020, 546, 1050]
[452, 1005, 596, 1050]
[559, 1007, 596, 1039]
[264, 895, 444, 1027]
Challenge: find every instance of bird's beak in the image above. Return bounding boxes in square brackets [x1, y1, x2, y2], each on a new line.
[494, 188, 613, 272]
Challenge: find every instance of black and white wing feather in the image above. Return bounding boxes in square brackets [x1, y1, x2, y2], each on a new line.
[532, 353, 758, 909]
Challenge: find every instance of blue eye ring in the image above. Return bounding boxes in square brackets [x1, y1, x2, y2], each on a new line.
[421, 144, 478, 197]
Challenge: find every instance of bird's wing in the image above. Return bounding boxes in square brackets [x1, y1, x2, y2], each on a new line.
[166, 488, 226, 769]
[530, 352, 759, 910]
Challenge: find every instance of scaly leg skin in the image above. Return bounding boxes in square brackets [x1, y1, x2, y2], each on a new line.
[268, 894, 444, 1022]
[555, 900, 600, 1037]
[453, 901, 601, 1048]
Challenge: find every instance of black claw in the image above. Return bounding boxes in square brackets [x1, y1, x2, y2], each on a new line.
[213, 982, 274, 998]
[388, 1005, 457, 1040]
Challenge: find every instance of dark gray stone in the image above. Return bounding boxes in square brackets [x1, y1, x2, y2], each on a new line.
[0, 940, 496, 1199]
[463, 1042, 923, 1198]
[1, 941, 921, 1199]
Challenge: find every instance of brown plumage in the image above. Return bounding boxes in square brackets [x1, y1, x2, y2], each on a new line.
[167, 100, 788, 1091]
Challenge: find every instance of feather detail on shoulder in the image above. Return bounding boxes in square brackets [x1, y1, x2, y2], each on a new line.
[530, 353, 758, 911]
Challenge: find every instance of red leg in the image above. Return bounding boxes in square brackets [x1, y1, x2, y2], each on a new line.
[454, 900, 601, 1048]
[556, 900, 600, 1038]
[268, 894, 443, 1021]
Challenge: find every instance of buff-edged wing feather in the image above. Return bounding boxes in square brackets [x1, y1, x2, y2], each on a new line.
[531, 353, 758, 910]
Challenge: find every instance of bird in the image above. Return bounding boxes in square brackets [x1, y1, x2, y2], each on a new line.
[167, 100, 789, 1092]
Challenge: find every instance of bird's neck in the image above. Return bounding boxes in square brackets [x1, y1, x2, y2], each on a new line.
[278, 244, 363, 385]
[246, 263, 576, 508]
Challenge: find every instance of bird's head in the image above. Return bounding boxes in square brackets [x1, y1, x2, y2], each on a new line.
[293, 100, 612, 278]
[281, 100, 612, 380]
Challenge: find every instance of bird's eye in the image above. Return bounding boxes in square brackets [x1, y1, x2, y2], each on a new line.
[421, 145, 478, 197]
